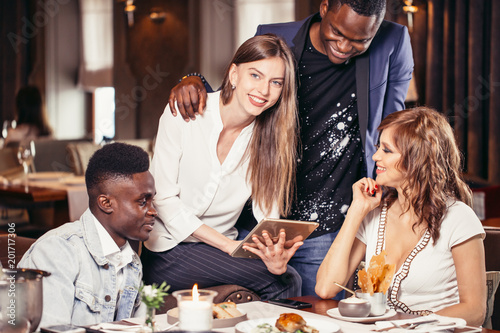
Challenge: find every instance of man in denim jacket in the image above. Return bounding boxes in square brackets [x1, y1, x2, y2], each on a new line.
[19, 142, 158, 329]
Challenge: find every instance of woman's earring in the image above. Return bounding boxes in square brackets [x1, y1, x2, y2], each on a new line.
[231, 84, 236, 90]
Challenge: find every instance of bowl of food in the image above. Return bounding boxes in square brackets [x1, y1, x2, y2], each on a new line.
[167, 301, 247, 328]
[337, 296, 371, 318]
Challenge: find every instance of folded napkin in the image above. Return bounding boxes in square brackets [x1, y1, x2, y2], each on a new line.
[374, 314, 467, 332]
[89, 322, 144, 333]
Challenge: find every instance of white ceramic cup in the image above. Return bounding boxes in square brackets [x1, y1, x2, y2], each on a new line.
[355, 291, 387, 316]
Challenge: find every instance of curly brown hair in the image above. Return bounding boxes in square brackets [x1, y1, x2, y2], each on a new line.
[378, 107, 472, 243]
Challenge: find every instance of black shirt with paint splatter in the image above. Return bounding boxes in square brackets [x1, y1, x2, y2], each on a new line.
[287, 33, 365, 237]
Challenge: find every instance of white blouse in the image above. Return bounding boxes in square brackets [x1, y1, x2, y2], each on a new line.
[356, 200, 485, 314]
[145, 91, 277, 252]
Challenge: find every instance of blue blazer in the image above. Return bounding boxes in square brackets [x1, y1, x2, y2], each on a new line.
[256, 13, 414, 175]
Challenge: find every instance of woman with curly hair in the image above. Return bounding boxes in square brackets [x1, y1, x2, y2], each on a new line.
[316, 107, 485, 325]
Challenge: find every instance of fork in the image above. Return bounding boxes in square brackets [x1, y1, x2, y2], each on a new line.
[375, 319, 439, 331]
[406, 319, 439, 330]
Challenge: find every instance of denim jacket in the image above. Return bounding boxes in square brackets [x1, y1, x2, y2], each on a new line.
[18, 209, 143, 329]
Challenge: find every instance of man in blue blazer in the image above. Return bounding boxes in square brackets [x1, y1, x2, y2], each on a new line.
[168, 0, 414, 297]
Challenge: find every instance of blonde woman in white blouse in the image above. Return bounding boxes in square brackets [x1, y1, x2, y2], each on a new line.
[316, 107, 486, 326]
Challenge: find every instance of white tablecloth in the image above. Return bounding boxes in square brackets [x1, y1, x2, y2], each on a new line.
[126, 301, 385, 333]
[125, 301, 481, 333]
[26, 174, 88, 221]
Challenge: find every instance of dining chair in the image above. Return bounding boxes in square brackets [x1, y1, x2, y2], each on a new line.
[66, 142, 101, 176]
[484, 271, 500, 329]
[33, 139, 86, 173]
[484, 226, 500, 329]
[0, 234, 36, 268]
[67, 140, 154, 176]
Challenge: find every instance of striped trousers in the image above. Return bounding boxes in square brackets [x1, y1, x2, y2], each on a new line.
[141, 242, 302, 300]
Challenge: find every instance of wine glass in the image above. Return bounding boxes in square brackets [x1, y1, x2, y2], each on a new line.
[2, 120, 11, 139]
[1, 120, 14, 148]
[17, 141, 36, 181]
[1, 120, 17, 139]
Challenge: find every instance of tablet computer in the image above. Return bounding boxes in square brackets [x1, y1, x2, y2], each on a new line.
[231, 218, 319, 259]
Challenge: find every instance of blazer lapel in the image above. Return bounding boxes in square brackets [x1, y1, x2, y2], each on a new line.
[355, 53, 370, 151]
[291, 13, 320, 64]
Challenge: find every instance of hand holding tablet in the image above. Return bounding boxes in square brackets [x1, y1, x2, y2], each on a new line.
[231, 218, 319, 259]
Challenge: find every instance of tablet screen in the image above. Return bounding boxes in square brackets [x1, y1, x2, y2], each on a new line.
[230, 218, 319, 259]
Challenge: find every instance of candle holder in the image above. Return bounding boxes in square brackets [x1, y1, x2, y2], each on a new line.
[173, 288, 218, 331]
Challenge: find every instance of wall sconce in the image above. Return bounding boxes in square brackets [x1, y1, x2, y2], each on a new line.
[403, 0, 418, 32]
[149, 7, 166, 24]
[124, 0, 136, 27]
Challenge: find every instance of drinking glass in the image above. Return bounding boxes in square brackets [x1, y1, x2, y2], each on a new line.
[17, 141, 36, 181]
[355, 291, 387, 316]
[1, 120, 15, 148]
[2, 120, 14, 140]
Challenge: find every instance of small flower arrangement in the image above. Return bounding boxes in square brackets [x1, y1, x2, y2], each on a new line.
[140, 281, 171, 309]
[140, 281, 170, 331]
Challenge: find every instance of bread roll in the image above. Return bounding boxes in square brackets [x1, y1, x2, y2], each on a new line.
[213, 302, 242, 319]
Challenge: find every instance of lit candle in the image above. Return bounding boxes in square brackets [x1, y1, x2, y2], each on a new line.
[173, 284, 217, 331]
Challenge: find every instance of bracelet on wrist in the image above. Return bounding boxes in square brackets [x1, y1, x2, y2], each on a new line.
[180, 72, 207, 85]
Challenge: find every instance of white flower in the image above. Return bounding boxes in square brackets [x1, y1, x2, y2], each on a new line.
[142, 285, 154, 297]
[140, 282, 170, 310]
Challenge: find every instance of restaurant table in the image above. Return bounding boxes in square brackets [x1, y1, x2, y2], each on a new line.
[0, 174, 87, 232]
[290, 296, 491, 332]
[111, 296, 490, 333]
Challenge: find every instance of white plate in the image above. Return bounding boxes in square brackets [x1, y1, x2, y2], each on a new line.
[167, 306, 247, 328]
[235, 317, 340, 333]
[28, 171, 73, 181]
[326, 308, 397, 323]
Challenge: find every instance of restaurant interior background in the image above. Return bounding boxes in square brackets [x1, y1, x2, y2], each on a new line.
[0, 0, 499, 186]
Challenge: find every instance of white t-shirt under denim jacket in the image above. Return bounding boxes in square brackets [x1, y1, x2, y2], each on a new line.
[19, 209, 143, 329]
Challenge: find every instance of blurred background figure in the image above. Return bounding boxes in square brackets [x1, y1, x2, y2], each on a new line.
[4, 85, 52, 147]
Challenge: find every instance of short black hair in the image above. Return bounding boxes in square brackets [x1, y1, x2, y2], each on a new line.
[328, 0, 386, 17]
[85, 142, 150, 191]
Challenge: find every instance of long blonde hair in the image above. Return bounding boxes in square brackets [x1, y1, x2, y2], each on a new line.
[220, 34, 298, 216]
[378, 107, 472, 242]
